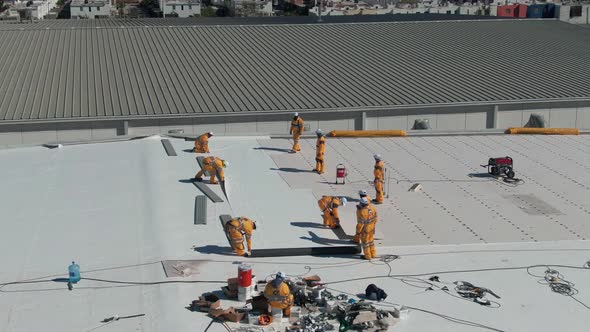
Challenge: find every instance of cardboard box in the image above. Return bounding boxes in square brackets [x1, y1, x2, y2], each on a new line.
[227, 278, 239, 291]
[222, 286, 238, 299]
[223, 308, 245, 323]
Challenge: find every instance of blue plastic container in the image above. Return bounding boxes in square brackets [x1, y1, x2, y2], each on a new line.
[68, 261, 81, 283]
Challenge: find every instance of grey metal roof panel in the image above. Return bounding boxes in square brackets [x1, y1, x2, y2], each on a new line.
[1, 20, 590, 122]
[0, 14, 512, 30]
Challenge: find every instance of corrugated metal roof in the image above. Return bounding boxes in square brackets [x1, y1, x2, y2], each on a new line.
[1, 19, 590, 122]
[0, 14, 510, 30]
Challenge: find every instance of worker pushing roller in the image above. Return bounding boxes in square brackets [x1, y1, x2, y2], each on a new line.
[354, 197, 379, 260]
[289, 112, 304, 153]
[264, 271, 294, 317]
[373, 154, 385, 204]
[313, 129, 326, 174]
[193, 132, 213, 153]
[225, 216, 257, 257]
[194, 156, 228, 184]
[317, 196, 347, 228]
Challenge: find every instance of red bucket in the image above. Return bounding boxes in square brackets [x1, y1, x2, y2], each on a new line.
[238, 264, 252, 288]
[336, 166, 346, 178]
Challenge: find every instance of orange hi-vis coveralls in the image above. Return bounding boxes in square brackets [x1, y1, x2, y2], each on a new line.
[374, 160, 385, 203]
[225, 217, 256, 256]
[193, 133, 211, 153]
[314, 135, 326, 174]
[196, 156, 225, 184]
[317, 196, 342, 228]
[264, 281, 294, 316]
[355, 204, 378, 259]
[290, 116, 304, 152]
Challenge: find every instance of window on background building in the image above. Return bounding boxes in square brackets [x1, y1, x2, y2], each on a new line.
[505, 9, 511, 15]
[172, 5, 176, 10]
[89, 6, 92, 11]
[188, 5, 191, 9]
[181, 5, 184, 10]
[570, 5, 582, 17]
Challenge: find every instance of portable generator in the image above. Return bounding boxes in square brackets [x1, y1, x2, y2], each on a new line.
[482, 157, 515, 179]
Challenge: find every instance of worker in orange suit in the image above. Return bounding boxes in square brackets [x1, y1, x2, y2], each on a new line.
[289, 112, 304, 153]
[193, 132, 213, 153]
[264, 272, 294, 317]
[225, 217, 257, 257]
[194, 156, 228, 184]
[373, 154, 385, 204]
[354, 197, 379, 260]
[317, 196, 347, 228]
[313, 129, 326, 174]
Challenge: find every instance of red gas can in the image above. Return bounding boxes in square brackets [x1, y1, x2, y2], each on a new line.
[238, 264, 252, 288]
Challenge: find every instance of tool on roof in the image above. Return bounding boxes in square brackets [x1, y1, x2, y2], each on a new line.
[481, 156, 515, 180]
[454, 281, 500, 306]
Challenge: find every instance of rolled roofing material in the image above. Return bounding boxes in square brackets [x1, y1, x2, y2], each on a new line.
[506, 128, 579, 135]
[328, 130, 406, 137]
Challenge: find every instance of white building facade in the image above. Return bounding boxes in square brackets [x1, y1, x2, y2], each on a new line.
[163, 1, 201, 17]
[7, 0, 58, 20]
[70, 0, 111, 19]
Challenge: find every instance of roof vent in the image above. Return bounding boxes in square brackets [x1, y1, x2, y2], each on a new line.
[412, 119, 431, 130]
[524, 113, 546, 128]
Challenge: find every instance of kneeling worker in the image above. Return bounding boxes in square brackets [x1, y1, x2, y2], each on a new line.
[194, 156, 228, 184]
[317, 196, 347, 228]
[193, 132, 213, 153]
[264, 272, 294, 317]
[225, 217, 256, 257]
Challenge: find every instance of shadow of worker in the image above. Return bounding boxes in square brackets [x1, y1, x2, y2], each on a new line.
[300, 231, 354, 246]
[193, 245, 234, 256]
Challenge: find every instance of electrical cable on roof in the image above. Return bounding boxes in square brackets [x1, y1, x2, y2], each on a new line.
[324, 285, 505, 332]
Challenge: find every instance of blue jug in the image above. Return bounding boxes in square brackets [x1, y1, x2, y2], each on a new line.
[68, 261, 81, 283]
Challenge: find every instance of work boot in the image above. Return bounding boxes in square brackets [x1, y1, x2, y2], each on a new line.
[243, 253, 250, 257]
[210, 181, 218, 185]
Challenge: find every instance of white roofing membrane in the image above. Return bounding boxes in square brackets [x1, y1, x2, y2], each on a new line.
[1, 135, 590, 332]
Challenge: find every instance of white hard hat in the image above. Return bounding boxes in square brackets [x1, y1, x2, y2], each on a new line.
[359, 190, 367, 196]
[276, 271, 286, 279]
[316, 129, 322, 134]
[209, 131, 213, 136]
[374, 154, 382, 161]
[360, 197, 369, 205]
[340, 197, 347, 206]
[222, 160, 229, 168]
[294, 112, 299, 117]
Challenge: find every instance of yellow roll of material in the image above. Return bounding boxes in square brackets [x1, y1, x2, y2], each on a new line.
[506, 128, 579, 135]
[327, 130, 406, 137]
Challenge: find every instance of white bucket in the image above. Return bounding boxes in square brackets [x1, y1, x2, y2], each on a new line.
[238, 286, 252, 301]
[270, 307, 283, 321]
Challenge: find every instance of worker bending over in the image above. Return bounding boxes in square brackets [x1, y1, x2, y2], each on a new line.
[317, 196, 347, 228]
[354, 197, 379, 260]
[313, 129, 326, 174]
[193, 132, 213, 153]
[359, 189, 372, 204]
[264, 272, 294, 317]
[373, 154, 385, 204]
[225, 217, 256, 257]
[194, 156, 228, 184]
[289, 112, 304, 153]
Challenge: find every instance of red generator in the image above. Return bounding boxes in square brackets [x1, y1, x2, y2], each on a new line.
[483, 157, 515, 179]
[335, 164, 347, 184]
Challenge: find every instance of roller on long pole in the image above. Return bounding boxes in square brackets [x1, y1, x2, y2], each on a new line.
[250, 245, 361, 258]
